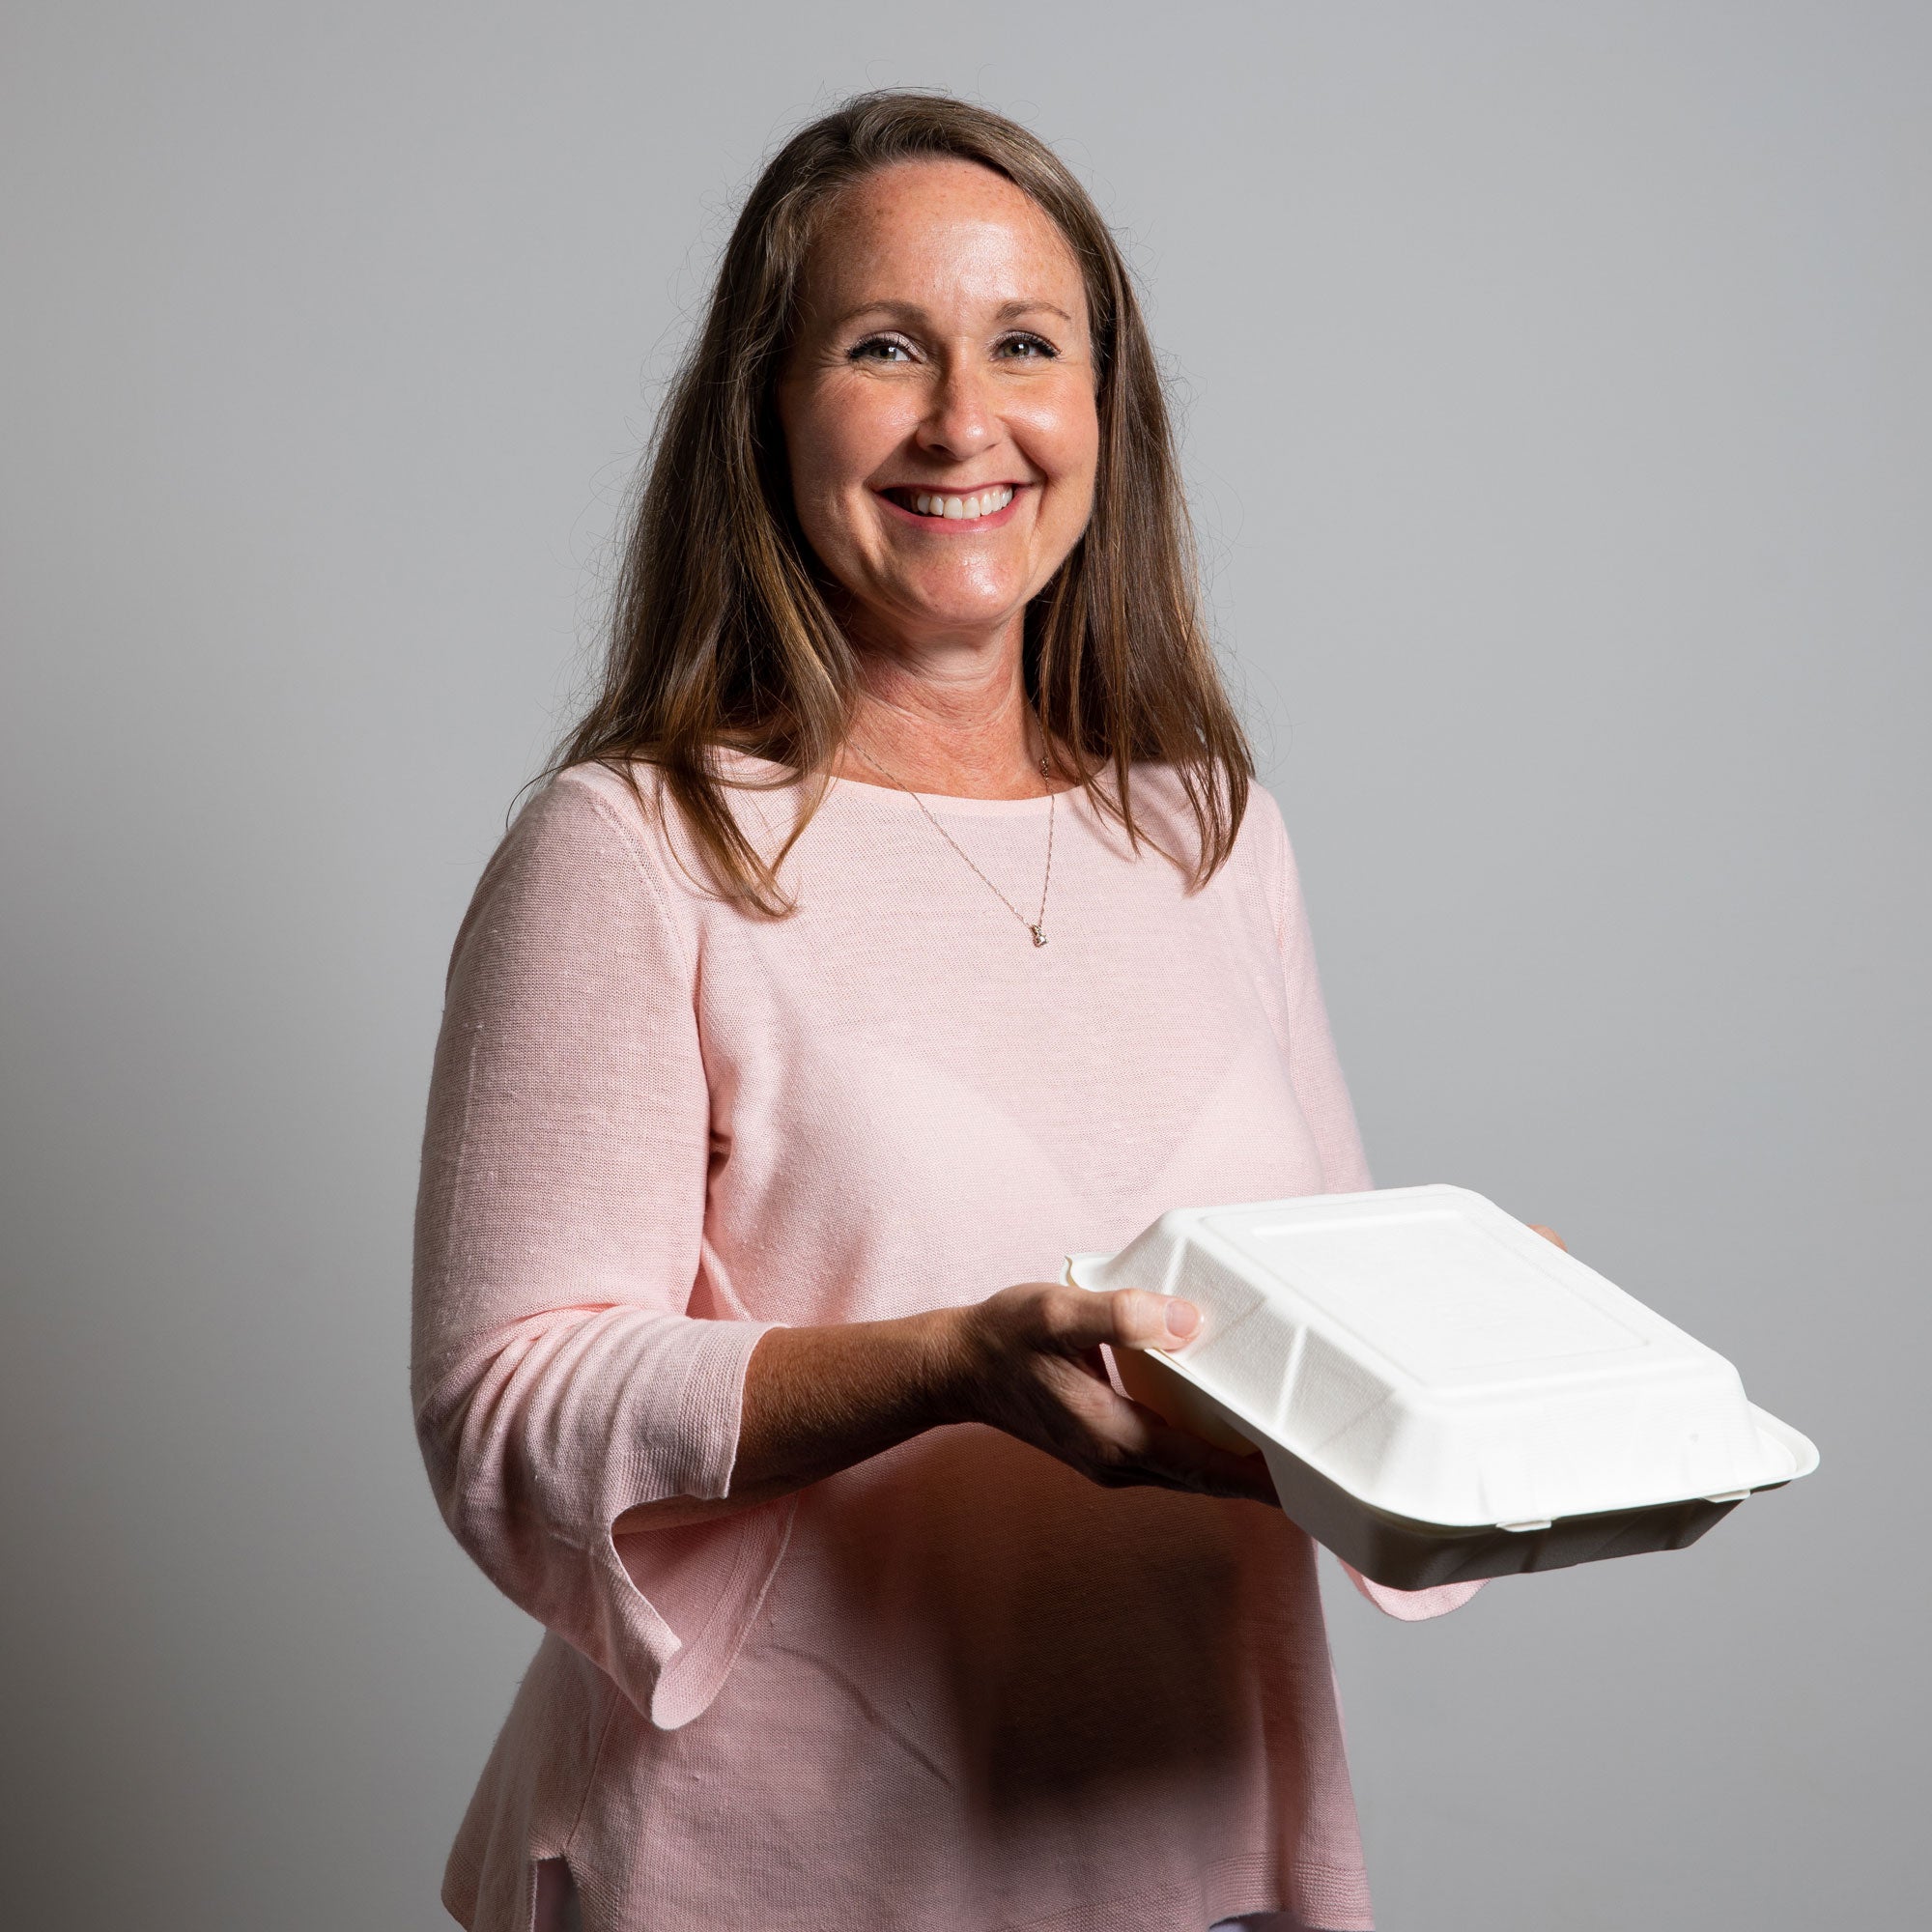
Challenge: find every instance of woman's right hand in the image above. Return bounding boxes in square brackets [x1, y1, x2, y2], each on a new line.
[941, 1282, 1279, 1504]
[619, 1281, 1277, 1537]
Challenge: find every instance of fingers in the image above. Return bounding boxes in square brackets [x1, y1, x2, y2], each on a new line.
[1031, 1283, 1199, 1354]
[1527, 1222, 1569, 1252]
[977, 1283, 1278, 1502]
[1088, 1393, 1278, 1503]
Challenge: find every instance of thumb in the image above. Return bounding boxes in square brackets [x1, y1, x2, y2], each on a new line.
[1095, 1287, 1201, 1353]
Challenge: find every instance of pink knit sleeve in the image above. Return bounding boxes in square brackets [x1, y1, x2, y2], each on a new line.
[411, 772, 791, 1729]
[1261, 789, 1487, 1623]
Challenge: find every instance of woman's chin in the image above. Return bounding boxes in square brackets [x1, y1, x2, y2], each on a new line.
[860, 580, 1037, 647]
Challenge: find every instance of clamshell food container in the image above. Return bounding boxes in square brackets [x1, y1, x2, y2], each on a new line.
[1065, 1185, 1817, 1589]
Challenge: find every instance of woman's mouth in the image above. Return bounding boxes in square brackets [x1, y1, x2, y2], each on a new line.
[877, 484, 1021, 526]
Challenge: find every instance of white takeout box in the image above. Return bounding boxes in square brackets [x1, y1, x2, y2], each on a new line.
[1065, 1185, 1818, 1588]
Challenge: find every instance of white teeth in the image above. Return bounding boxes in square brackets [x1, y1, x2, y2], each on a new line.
[904, 486, 1014, 519]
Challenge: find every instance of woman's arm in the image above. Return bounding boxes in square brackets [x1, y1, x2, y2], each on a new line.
[417, 772, 1278, 1728]
[412, 774, 787, 1730]
[617, 1282, 1279, 1533]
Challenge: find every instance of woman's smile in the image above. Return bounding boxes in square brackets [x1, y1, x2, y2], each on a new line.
[874, 481, 1023, 526]
[777, 156, 1099, 652]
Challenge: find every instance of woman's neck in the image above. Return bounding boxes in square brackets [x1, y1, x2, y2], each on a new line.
[837, 627, 1074, 800]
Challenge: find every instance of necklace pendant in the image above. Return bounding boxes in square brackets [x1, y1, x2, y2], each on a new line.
[1030, 924, 1048, 948]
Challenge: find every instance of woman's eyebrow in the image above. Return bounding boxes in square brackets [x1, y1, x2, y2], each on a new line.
[827, 299, 929, 329]
[993, 299, 1075, 325]
[827, 298, 1078, 330]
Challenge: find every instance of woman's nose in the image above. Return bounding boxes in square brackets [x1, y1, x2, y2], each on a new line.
[912, 358, 997, 461]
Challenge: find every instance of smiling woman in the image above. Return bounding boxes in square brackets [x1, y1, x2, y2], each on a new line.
[412, 91, 1487, 1932]
[777, 156, 1100, 676]
[543, 93, 1251, 904]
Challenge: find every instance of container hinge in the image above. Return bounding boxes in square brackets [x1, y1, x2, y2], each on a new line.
[1703, 1490, 1751, 1504]
[1499, 1519, 1552, 1534]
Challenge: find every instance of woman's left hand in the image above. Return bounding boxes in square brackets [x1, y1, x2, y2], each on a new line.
[1528, 1224, 1568, 1251]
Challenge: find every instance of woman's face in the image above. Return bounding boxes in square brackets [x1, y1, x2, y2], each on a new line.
[777, 158, 1100, 655]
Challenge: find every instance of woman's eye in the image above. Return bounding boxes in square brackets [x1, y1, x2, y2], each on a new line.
[848, 335, 916, 363]
[997, 332, 1058, 359]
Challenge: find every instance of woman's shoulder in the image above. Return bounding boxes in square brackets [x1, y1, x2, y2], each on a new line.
[1100, 759, 1286, 881]
[434, 762, 699, 995]
[463, 761, 707, 942]
[499, 759, 669, 871]
[516, 753, 801, 907]
[522, 754, 760, 854]
[542, 756, 670, 838]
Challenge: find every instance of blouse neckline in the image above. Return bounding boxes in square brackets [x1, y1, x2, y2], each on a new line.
[710, 747, 1092, 820]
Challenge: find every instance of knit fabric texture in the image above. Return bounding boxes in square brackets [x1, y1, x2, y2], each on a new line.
[412, 754, 1483, 1932]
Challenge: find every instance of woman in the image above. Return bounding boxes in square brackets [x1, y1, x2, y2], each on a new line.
[413, 91, 1529, 1932]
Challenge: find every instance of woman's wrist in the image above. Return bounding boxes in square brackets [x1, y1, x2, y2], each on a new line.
[729, 1305, 981, 1495]
[911, 1301, 988, 1433]
[629, 1293, 1047, 1535]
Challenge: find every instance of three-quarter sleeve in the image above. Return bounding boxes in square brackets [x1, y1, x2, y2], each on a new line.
[411, 773, 790, 1729]
[1260, 789, 1487, 1623]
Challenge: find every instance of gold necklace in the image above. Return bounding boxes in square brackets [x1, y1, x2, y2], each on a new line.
[848, 736, 1057, 948]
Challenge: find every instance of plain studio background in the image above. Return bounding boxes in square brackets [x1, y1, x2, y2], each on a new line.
[3, 5, 1924, 1927]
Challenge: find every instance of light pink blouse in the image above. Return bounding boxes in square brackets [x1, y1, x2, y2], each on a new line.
[412, 754, 1481, 1932]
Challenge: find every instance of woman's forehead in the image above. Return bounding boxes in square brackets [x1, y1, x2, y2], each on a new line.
[802, 158, 1089, 328]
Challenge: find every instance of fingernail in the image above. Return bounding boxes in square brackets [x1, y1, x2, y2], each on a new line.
[1164, 1299, 1199, 1339]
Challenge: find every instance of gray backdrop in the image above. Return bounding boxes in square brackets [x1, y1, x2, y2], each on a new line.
[4, 4, 1924, 1927]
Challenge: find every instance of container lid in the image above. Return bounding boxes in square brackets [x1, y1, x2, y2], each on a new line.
[1067, 1184, 1818, 1530]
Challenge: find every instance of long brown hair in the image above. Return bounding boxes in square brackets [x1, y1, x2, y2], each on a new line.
[545, 89, 1253, 914]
